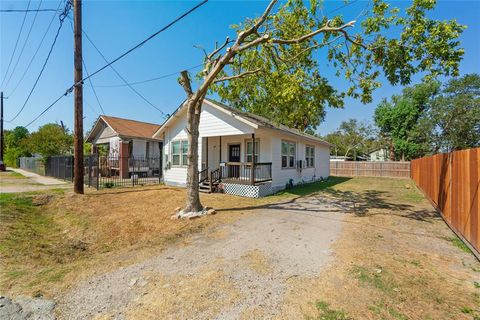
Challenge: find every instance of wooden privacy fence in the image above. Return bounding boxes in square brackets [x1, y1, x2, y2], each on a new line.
[411, 148, 479, 256]
[330, 161, 411, 178]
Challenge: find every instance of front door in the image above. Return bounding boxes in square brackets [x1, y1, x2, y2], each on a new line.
[228, 144, 241, 178]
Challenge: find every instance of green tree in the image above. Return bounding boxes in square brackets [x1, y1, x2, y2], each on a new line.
[324, 119, 376, 159]
[29, 123, 73, 158]
[374, 82, 440, 160]
[3, 126, 30, 167]
[178, 0, 465, 213]
[427, 74, 480, 151]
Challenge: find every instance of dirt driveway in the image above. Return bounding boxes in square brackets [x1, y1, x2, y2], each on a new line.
[58, 195, 346, 320]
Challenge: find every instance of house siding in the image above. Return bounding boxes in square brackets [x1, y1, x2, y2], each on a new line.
[270, 131, 330, 191]
[93, 124, 116, 144]
[161, 102, 330, 191]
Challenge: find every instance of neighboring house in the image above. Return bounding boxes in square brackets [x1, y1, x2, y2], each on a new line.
[86, 115, 162, 158]
[369, 148, 390, 162]
[86, 115, 163, 179]
[153, 99, 331, 198]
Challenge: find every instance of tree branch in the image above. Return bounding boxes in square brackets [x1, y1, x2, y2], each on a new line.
[179, 71, 193, 98]
[208, 36, 232, 60]
[213, 68, 264, 83]
[237, 0, 278, 43]
[271, 20, 357, 45]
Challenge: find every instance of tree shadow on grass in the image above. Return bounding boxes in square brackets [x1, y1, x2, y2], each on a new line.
[217, 176, 441, 224]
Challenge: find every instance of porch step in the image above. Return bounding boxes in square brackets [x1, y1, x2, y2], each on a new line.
[198, 180, 219, 193]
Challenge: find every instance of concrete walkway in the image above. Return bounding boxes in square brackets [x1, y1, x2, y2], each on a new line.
[0, 168, 70, 193]
[10, 168, 68, 185]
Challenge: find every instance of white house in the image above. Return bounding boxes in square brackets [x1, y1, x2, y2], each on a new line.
[369, 148, 390, 162]
[153, 99, 331, 198]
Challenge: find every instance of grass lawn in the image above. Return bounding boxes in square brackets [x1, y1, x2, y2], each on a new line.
[0, 176, 478, 320]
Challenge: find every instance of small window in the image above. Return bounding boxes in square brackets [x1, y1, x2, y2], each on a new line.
[171, 140, 188, 166]
[182, 140, 189, 165]
[306, 145, 315, 168]
[245, 139, 259, 163]
[281, 140, 296, 168]
[172, 141, 181, 166]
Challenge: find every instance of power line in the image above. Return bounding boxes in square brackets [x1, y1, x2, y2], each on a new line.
[0, 8, 59, 13]
[1, 0, 32, 88]
[91, 64, 203, 88]
[23, 0, 208, 127]
[83, 60, 106, 114]
[3, 0, 44, 90]
[9, 1, 71, 122]
[24, 91, 70, 128]
[327, 0, 359, 14]
[75, 0, 208, 86]
[7, 0, 63, 98]
[67, 17, 164, 117]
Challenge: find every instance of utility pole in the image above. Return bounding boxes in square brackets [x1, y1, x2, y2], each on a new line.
[1, 91, 4, 164]
[73, 0, 84, 193]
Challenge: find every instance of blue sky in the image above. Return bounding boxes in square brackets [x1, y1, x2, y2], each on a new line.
[1, 0, 479, 135]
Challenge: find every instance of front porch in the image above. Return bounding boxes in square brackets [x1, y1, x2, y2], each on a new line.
[199, 133, 273, 197]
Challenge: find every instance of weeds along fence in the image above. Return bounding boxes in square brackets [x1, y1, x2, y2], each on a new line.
[330, 161, 411, 178]
[411, 148, 479, 257]
[19, 155, 163, 189]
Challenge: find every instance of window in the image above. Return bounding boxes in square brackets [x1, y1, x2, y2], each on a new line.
[172, 141, 181, 165]
[182, 140, 188, 165]
[305, 145, 315, 168]
[171, 140, 189, 166]
[281, 140, 296, 168]
[245, 139, 259, 163]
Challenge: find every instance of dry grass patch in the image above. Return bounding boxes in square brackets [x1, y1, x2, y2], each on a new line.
[127, 268, 240, 320]
[240, 249, 273, 275]
[0, 184, 276, 298]
[279, 177, 480, 320]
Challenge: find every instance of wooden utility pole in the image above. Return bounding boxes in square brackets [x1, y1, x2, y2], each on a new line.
[0, 91, 4, 163]
[73, 0, 84, 193]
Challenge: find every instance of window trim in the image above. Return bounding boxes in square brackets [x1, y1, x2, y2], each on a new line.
[281, 140, 296, 169]
[244, 138, 260, 163]
[305, 145, 315, 168]
[171, 139, 189, 167]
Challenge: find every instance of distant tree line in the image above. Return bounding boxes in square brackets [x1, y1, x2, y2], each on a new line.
[3, 123, 73, 167]
[324, 74, 480, 161]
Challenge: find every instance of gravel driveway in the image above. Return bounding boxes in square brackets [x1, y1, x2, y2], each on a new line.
[57, 195, 346, 319]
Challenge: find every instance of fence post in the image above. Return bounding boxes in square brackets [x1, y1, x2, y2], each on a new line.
[96, 153, 100, 190]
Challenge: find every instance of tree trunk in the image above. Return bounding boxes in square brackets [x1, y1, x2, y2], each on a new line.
[184, 99, 203, 212]
[389, 140, 395, 161]
[179, 71, 204, 213]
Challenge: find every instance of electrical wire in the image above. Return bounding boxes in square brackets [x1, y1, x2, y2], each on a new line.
[83, 60, 106, 115]
[7, 0, 63, 98]
[81, 27, 167, 117]
[0, 8, 59, 13]
[9, 1, 72, 122]
[90, 64, 203, 88]
[3, 0, 44, 90]
[22, 0, 208, 127]
[75, 0, 208, 86]
[1, 0, 32, 88]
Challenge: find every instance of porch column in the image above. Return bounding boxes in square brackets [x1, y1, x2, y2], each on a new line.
[250, 133, 255, 185]
[205, 137, 208, 169]
[119, 141, 130, 179]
